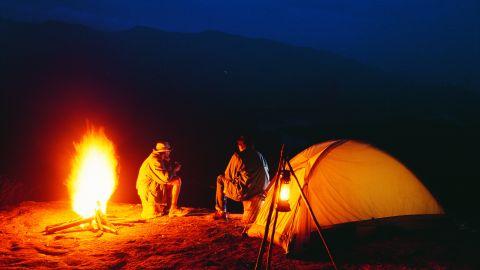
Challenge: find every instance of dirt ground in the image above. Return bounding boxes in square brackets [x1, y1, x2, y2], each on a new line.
[0, 201, 478, 269]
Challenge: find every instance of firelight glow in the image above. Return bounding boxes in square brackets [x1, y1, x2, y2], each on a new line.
[68, 127, 118, 218]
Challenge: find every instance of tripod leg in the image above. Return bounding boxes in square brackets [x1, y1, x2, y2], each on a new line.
[266, 208, 280, 270]
[287, 160, 338, 270]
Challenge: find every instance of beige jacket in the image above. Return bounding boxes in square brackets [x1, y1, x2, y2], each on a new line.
[136, 153, 171, 194]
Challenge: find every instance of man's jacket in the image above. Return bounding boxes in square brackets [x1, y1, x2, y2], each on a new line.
[224, 148, 269, 200]
[136, 153, 171, 194]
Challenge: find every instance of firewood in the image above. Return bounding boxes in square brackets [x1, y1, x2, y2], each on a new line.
[101, 224, 118, 234]
[111, 222, 134, 227]
[45, 218, 82, 229]
[91, 220, 99, 231]
[44, 208, 139, 235]
[43, 217, 93, 235]
[95, 211, 104, 231]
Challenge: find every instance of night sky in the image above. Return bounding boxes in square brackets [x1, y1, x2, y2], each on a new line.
[1, 1, 480, 225]
[1, 0, 479, 86]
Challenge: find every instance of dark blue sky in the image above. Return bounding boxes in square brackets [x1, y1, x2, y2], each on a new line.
[1, 0, 479, 85]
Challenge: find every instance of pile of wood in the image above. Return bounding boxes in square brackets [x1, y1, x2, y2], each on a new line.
[43, 209, 145, 235]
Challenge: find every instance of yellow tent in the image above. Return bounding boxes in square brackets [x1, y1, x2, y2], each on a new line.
[247, 140, 444, 254]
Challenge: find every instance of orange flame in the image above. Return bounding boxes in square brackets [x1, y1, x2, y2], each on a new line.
[68, 127, 118, 218]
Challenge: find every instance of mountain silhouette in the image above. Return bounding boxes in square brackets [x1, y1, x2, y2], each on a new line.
[1, 19, 479, 227]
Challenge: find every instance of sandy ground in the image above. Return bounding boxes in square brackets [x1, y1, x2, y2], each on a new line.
[0, 201, 478, 269]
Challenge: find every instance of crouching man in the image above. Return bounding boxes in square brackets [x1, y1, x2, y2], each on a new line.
[214, 136, 269, 220]
[136, 141, 188, 219]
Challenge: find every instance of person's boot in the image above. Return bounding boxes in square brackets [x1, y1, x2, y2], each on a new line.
[212, 210, 228, 220]
[168, 207, 189, 217]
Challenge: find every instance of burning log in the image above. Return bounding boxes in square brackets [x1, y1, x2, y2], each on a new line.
[101, 224, 118, 234]
[44, 208, 123, 235]
[44, 217, 93, 235]
[95, 208, 118, 234]
[94, 209, 104, 231]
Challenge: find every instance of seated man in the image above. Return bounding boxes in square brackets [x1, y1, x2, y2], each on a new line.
[214, 136, 269, 220]
[136, 141, 187, 218]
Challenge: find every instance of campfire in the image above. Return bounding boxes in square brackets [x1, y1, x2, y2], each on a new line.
[44, 127, 142, 235]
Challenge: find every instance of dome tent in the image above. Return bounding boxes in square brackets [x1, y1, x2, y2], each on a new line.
[247, 140, 444, 255]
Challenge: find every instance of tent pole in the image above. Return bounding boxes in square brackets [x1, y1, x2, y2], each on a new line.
[254, 145, 284, 270]
[287, 160, 338, 270]
[266, 154, 287, 269]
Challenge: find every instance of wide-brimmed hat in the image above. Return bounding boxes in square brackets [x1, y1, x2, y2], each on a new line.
[153, 141, 172, 152]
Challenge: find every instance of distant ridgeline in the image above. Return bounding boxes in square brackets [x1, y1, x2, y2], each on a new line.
[0, 19, 479, 227]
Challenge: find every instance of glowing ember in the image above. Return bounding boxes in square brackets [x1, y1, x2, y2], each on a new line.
[68, 127, 118, 218]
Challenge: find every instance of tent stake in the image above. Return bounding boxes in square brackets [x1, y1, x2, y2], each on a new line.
[287, 160, 338, 270]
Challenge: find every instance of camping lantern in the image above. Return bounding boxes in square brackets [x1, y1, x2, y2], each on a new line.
[277, 169, 291, 212]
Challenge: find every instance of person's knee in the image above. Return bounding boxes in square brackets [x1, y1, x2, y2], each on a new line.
[138, 190, 147, 202]
[217, 175, 224, 184]
[170, 176, 182, 186]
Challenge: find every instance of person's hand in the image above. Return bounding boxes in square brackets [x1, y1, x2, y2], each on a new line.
[174, 162, 181, 172]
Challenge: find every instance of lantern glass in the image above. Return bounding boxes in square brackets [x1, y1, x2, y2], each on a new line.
[277, 171, 291, 212]
[279, 182, 290, 201]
